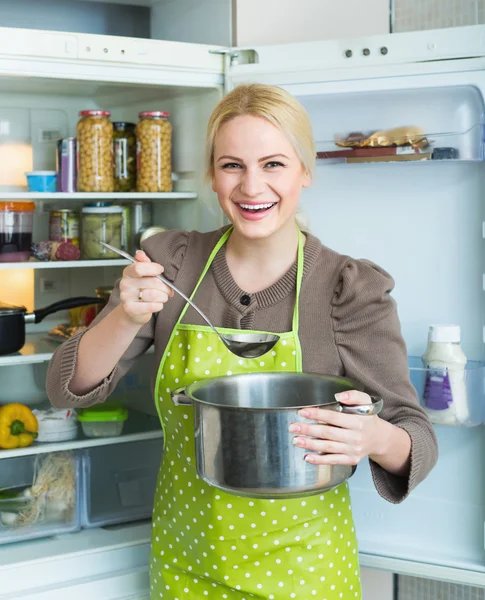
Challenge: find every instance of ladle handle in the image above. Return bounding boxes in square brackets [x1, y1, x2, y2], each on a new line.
[99, 241, 221, 338]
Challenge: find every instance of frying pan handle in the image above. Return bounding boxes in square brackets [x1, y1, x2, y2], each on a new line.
[334, 396, 383, 416]
[171, 388, 193, 406]
[26, 297, 105, 324]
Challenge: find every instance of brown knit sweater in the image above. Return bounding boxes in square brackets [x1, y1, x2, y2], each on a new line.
[46, 227, 438, 504]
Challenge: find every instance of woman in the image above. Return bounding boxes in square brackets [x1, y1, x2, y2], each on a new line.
[47, 84, 438, 600]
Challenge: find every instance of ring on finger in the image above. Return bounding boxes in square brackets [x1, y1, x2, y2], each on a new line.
[138, 289, 144, 302]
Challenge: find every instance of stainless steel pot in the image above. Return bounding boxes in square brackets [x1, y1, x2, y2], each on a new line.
[172, 372, 383, 498]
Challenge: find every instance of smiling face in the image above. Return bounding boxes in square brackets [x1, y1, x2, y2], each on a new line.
[212, 115, 311, 240]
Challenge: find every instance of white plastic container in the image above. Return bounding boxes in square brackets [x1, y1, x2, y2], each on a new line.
[33, 408, 78, 442]
[422, 324, 468, 425]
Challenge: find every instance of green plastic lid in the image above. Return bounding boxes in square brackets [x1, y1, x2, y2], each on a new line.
[77, 403, 128, 422]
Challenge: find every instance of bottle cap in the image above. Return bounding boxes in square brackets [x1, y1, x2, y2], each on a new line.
[429, 324, 461, 343]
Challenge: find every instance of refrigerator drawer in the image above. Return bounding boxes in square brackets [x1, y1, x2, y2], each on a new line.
[80, 439, 163, 529]
[0, 451, 80, 545]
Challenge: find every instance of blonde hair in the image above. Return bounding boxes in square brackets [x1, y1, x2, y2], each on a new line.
[206, 83, 316, 179]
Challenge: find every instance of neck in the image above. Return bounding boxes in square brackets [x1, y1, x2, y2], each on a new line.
[225, 220, 302, 293]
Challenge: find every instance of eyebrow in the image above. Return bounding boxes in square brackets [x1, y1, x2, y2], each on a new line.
[217, 153, 290, 162]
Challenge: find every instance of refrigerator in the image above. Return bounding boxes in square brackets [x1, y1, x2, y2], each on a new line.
[0, 10, 484, 598]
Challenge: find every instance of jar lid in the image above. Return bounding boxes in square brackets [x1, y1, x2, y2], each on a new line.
[79, 110, 111, 117]
[0, 201, 36, 212]
[113, 121, 136, 130]
[428, 324, 461, 343]
[82, 206, 123, 213]
[83, 202, 113, 207]
[139, 111, 170, 118]
[0, 302, 27, 315]
[77, 403, 128, 422]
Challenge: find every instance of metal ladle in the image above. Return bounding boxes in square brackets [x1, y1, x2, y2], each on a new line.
[100, 241, 280, 359]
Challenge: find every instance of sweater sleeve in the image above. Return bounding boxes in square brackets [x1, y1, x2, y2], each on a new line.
[46, 230, 189, 409]
[331, 258, 438, 504]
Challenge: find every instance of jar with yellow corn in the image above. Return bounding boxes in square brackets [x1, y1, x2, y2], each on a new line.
[136, 111, 172, 192]
[76, 110, 114, 192]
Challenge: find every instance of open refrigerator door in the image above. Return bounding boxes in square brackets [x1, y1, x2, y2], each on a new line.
[226, 25, 485, 585]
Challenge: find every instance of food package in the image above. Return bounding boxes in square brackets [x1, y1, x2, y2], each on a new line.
[335, 126, 429, 150]
[31, 240, 80, 262]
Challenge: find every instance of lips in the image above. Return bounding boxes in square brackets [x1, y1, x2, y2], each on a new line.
[235, 201, 277, 221]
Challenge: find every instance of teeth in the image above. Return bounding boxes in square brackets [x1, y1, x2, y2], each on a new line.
[239, 203, 275, 210]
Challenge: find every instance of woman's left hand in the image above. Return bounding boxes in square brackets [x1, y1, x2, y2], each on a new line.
[289, 390, 381, 466]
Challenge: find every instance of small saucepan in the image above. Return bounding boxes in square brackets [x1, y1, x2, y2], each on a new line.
[0, 297, 104, 356]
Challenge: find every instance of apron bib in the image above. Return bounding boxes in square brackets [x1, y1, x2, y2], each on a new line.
[150, 229, 361, 600]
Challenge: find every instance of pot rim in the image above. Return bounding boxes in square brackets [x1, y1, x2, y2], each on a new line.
[182, 371, 364, 411]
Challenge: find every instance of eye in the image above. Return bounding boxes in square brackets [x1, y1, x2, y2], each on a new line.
[221, 162, 242, 169]
[264, 161, 285, 168]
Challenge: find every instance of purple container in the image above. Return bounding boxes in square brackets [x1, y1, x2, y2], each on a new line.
[56, 138, 77, 192]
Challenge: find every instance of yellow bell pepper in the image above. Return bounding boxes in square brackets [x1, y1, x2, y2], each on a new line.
[0, 404, 38, 449]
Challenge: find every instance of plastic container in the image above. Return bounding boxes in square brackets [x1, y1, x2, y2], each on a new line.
[0, 201, 35, 262]
[422, 325, 468, 426]
[81, 205, 123, 259]
[409, 356, 485, 427]
[80, 438, 162, 528]
[0, 452, 80, 545]
[76, 110, 114, 192]
[25, 171, 57, 192]
[77, 403, 128, 438]
[33, 408, 78, 442]
[113, 122, 136, 192]
[136, 111, 172, 192]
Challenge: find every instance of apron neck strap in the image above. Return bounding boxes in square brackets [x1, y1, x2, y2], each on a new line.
[178, 225, 305, 330]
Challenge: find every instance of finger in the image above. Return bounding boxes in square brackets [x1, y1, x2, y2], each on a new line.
[134, 250, 151, 263]
[120, 276, 172, 296]
[126, 301, 166, 316]
[335, 390, 372, 406]
[134, 289, 170, 304]
[289, 422, 352, 444]
[293, 436, 349, 455]
[124, 261, 164, 279]
[298, 407, 365, 430]
[304, 453, 359, 466]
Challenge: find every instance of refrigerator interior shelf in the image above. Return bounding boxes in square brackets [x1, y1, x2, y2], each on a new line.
[0, 259, 130, 270]
[0, 192, 197, 201]
[316, 124, 484, 164]
[0, 333, 154, 367]
[408, 355, 485, 427]
[0, 410, 162, 460]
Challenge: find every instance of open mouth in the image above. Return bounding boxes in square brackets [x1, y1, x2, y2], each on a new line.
[237, 202, 277, 214]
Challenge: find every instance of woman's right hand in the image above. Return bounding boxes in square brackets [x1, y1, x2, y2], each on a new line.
[119, 250, 174, 325]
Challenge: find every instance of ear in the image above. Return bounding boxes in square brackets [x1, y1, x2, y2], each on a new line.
[302, 169, 312, 189]
[211, 174, 217, 193]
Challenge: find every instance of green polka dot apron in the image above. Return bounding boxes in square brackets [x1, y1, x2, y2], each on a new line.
[150, 228, 361, 600]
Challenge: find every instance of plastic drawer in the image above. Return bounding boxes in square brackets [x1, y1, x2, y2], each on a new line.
[0, 451, 80, 545]
[80, 438, 163, 528]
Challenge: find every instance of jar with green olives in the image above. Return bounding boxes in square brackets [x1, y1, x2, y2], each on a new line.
[81, 206, 123, 259]
[136, 111, 172, 192]
[113, 122, 136, 192]
[77, 110, 114, 192]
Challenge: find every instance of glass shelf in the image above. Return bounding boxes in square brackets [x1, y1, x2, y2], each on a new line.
[316, 123, 484, 164]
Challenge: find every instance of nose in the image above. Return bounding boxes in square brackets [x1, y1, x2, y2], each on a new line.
[240, 167, 265, 198]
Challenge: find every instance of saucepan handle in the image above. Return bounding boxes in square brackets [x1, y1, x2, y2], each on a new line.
[334, 396, 383, 416]
[171, 387, 193, 406]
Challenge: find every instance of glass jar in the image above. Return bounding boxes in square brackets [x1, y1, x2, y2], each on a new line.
[136, 111, 172, 192]
[0, 201, 35, 262]
[113, 122, 136, 192]
[81, 206, 123, 259]
[77, 110, 114, 193]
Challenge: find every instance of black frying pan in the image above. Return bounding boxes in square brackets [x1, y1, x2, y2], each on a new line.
[0, 297, 104, 356]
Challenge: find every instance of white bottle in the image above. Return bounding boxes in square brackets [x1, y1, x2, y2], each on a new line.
[422, 325, 468, 426]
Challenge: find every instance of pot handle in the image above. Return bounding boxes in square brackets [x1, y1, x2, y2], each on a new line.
[171, 387, 193, 406]
[334, 396, 383, 416]
[26, 297, 105, 324]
